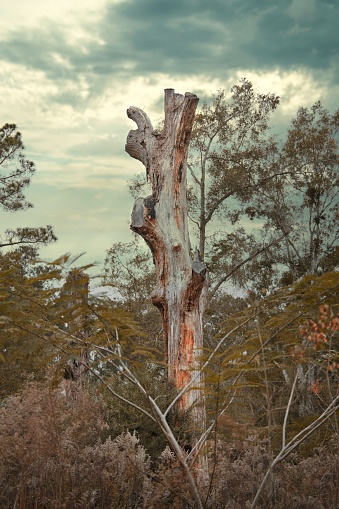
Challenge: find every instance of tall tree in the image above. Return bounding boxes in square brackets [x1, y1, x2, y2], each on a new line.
[187, 79, 280, 262]
[0, 123, 56, 249]
[252, 101, 339, 284]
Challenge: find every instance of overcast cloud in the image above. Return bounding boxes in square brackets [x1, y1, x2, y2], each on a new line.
[1, 0, 338, 272]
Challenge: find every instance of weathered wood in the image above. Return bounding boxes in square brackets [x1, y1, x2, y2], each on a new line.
[126, 89, 208, 420]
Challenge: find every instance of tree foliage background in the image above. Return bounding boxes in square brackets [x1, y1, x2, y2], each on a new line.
[0, 83, 338, 508]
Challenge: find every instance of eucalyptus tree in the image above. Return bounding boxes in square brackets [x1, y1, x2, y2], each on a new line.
[251, 101, 339, 285]
[187, 79, 279, 262]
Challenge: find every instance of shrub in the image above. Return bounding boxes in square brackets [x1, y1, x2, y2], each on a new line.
[0, 382, 150, 509]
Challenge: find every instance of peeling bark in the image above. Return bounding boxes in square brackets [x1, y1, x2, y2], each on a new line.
[126, 89, 208, 422]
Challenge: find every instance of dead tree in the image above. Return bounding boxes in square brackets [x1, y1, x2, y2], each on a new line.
[125, 89, 207, 424]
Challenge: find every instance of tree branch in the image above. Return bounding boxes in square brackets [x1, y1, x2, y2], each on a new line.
[209, 231, 289, 299]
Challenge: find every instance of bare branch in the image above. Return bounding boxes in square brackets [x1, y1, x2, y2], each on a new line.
[282, 371, 298, 449]
[251, 391, 339, 509]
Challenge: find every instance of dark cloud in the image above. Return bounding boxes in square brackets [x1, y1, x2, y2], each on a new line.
[98, 0, 243, 75]
[0, 0, 338, 105]
[0, 26, 73, 76]
[102, 0, 339, 74]
[247, 1, 339, 71]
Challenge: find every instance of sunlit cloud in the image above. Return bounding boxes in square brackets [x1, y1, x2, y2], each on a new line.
[1, 0, 338, 270]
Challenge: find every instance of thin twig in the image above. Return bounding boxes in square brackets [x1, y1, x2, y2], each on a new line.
[282, 371, 298, 449]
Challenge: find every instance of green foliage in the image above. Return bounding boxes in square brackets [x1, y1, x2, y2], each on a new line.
[124, 84, 338, 296]
[209, 227, 278, 295]
[0, 247, 176, 467]
[189, 80, 279, 229]
[187, 79, 280, 296]
[1, 87, 339, 508]
[127, 80, 280, 294]
[0, 123, 56, 249]
[102, 239, 163, 349]
[1, 225, 56, 249]
[103, 239, 156, 303]
[207, 99, 339, 293]
[0, 251, 149, 400]
[0, 123, 35, 212]
[252, 101, 339, 284]
[203, 271, 339, 448]
[0, 249, 61, 398]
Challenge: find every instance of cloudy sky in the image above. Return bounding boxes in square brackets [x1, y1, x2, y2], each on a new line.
[1, 0, 338, 274]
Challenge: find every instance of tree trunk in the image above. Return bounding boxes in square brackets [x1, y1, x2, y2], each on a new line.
[125, 89, 208, 425]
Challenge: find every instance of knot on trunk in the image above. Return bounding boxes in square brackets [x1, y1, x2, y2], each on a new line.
[192, 248, 206, 275]
[185, 265, 208, 312]
[192, 260, 207, 276]
[131, 196, 157, 229]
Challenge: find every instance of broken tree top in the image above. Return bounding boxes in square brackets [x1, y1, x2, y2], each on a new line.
[126, 89, 199, 184]
[125, 88, 200, 241]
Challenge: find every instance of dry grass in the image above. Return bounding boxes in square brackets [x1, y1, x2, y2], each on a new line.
[0, 382, 338, 509]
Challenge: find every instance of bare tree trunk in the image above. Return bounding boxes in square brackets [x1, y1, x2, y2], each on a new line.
[125, 89, 208, 432]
